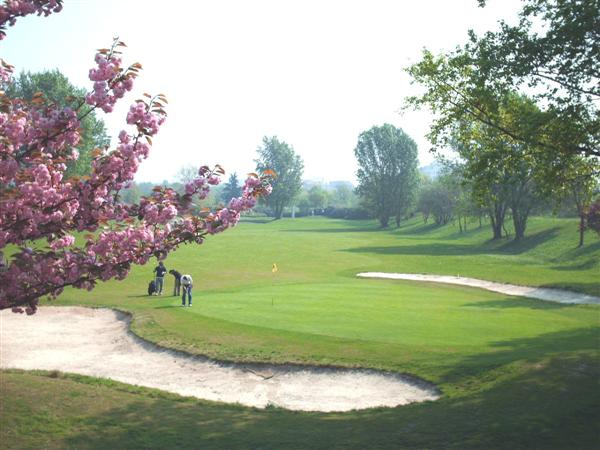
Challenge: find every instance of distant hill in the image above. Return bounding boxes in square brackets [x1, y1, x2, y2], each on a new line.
[419, 161, 442, 180]
[302, 180, 355, 190]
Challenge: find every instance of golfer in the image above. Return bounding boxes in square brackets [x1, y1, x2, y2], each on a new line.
[181, 274, 193, 307]
[169, 269, 182, 296]
[152, 261, 167, 295]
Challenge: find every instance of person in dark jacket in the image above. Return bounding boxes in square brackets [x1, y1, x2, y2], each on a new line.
[169, 269, 182, 296]
[152, 261, 167, 295]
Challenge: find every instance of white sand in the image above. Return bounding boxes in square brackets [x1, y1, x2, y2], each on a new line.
[357, 272, 600, 305]
[0, 306, 439, 412]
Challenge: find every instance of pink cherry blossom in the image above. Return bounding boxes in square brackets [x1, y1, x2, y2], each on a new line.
[0, 4, 272, 313]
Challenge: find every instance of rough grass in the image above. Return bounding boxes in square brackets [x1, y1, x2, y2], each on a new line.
[2, 216, 599, 449]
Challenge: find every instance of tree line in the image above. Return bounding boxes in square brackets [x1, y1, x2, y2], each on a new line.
[15, 0, 599, 246]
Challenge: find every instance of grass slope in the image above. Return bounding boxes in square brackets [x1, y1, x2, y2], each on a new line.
[2, 216, 599, 449]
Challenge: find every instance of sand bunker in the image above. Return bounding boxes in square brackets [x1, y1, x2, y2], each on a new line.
[357, 272, 600, 305]
[0, 306, 439, 412]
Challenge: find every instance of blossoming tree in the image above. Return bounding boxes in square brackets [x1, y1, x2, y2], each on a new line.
[0, 0, 272, 313]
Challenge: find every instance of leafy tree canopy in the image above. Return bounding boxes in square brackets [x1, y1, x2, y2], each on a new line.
[255, 136, 304, 219]
[6, 69, 110, 177]
[406, 0, 599, 176]
[354, 124, 419, 227]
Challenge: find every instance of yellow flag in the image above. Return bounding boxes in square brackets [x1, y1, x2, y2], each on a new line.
[272, 263, 278, 273]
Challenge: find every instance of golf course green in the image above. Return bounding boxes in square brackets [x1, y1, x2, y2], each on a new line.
[2, 216, 599, 449]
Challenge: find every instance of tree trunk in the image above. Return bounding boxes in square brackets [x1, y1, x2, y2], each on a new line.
[579, 213, 585, 247]
[379, 215, 390, 228]
[492, 222, 502, 239]
[514, 222, 525, 240]
[275, 204, 284, 219]
[490, 213, 503, 239]
[512, 207, 530, 241]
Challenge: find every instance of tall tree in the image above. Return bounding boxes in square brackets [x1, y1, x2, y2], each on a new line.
[417, 177, 456, 226]
[307, 184, 329, 211]
[354, 124, 419, 228]
[175, 165, 200, 185]
[255, 136, 303, 219]
[6, 69, 110, 177]
[406, 0, 599, 191]
[221, 172, 242, 203]
[453, 114, 544, 241]
[330, 183, 357, 208]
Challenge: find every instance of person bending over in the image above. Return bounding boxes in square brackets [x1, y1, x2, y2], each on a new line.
[169, 269, 182, 296]
[181, 274, 193, 307]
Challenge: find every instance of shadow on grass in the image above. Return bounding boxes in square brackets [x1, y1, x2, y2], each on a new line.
[570, 240, 600, 257]
[552, 258, 599, 271]
[441, 327, 599, 382]
[394, 222, 443, 236]
[239, 217, 279, 224]
[496, 228, 561, 254]
[463, 297, 574, 310]
[283, 226, 384, 234]
[55, 338, 599, 450]
[343, 227, 562, 258]
[343, 243, 483, 256]
[5, 325, 597, 449]
[283, 219, 386, 234]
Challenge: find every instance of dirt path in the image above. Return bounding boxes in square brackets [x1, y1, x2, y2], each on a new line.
[0, 306, 439, 412]
[357, 272, 600, 305]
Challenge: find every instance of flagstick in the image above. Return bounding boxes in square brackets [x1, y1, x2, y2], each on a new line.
[271, 263, 277, 307]
[271, 273, 274, 307]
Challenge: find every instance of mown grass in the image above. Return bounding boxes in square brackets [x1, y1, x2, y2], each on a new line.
[2, 216, 599, 449]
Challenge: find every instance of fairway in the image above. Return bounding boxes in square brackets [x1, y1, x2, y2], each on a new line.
[2, 216, 599, 449]
[3, 1, 599, 448]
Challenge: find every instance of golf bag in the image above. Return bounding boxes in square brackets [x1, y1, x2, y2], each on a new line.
[148, 279, 157, 296]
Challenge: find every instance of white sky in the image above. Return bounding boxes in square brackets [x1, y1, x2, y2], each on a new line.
[2, 0, 522, 183]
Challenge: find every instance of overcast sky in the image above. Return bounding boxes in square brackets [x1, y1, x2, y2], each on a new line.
[3, 0, 522, 183]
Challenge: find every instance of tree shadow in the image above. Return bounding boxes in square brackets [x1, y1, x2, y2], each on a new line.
[496, 227, 561, 254]
[239, 217, 279, 224]
[570, 240, 600, 257]
[283, 226, 384, 234]
[343, 227, 562, 257]
[552, 259, 599, 271]
[343, 243, 484, 256]
[441, 327, 599, 382]
[462, 297, 574, 310]
[437, 226, 488, 241]
[394, 222, 443, 236]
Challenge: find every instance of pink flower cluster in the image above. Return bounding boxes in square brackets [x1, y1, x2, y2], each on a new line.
[0, 5, 272, 313]
[0, 0, 62, 39]
[184, 168, 218, 198]
[126, 101, 165, 136]
[86, 52, 135, 113]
